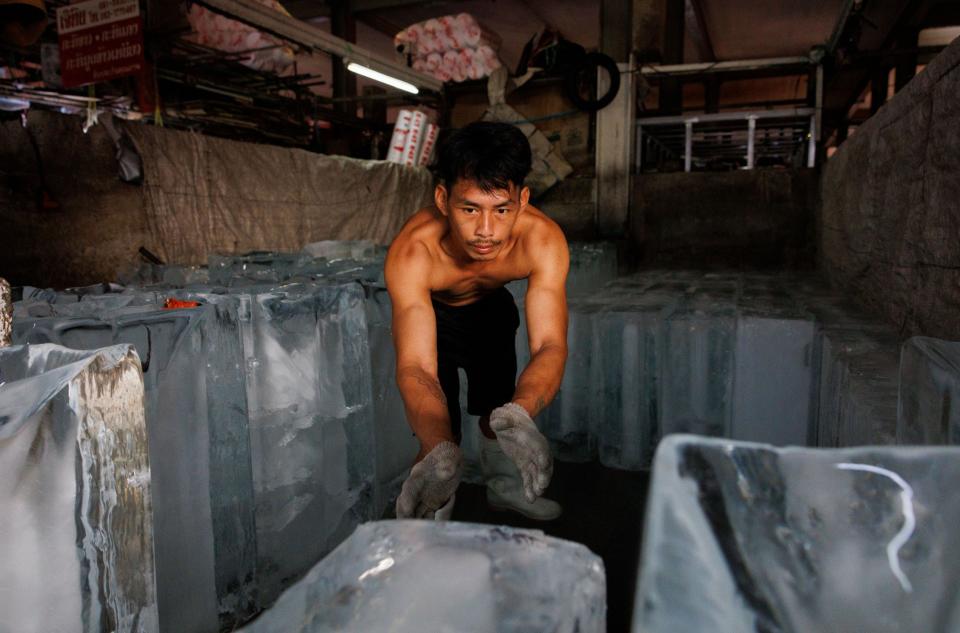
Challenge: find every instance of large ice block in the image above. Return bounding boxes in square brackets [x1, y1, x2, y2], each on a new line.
[731, 286, 817, 446]
[635, 435, 960, 633]
[14, 291, 259, 628]
[0, 344, 158, 633]
[817, 327, 899, 447]
[209, 252, 311, 286]
[362, 283, 419, 514]
[119, 263, 211, 287]
[537, 297, 603, 462]
[567, 241, 619, 296]
[209, 250, 385, 287]
[237, 282, 377, 605]
[659, 283, 739, 438]
[897, 336, 960, 445]
[591, 289, 681, 469]
[301, 239, 382, 261]
[170, 292, 260, 627]
[238, 521, 607, 633]
[13, 306, 224, 633]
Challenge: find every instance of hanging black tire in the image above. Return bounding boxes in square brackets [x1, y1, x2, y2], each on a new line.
[564, 52, 621, 112]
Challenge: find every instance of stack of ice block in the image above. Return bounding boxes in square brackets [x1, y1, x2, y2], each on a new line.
[134, 281, 379, 609]
[898, 337, 960, 445]
[13, 279, 383, 625]
[635, 435, 960, 632]
[238, 521, 607, 633]
[660, 275, 740, 439]
[13, 301, 247, 632]
[590, 278, 685, 469]
[0, 344, 158, 633]
[227, 282, 377, 606]
[523, 270, 829, 470]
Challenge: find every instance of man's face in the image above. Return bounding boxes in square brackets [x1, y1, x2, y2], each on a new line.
[436, 178, 529, 262]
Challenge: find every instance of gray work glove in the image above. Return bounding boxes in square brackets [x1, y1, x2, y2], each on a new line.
[489, 403, 553, 502]
[395, 441, 463, 519]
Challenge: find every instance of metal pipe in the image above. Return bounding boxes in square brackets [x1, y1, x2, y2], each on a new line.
[684, 118, 697, 172]
[827, 0, 857, 54]
[636, 124, 643, 174]
[746, 116, 756, 169]
[640, 56, 810, 77]
[815, 64, 824, 141]
[807, 115, 817, 168]
[638, 107, 815, 126]
[0, 278, 11, 348]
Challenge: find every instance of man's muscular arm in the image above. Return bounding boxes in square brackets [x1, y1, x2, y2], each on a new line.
[385, 239, 453, 461]
[513, 222, 569, 418]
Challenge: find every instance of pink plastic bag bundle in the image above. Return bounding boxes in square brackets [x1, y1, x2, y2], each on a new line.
[187, 2, 295, 73]
[395, 14, 502, 83]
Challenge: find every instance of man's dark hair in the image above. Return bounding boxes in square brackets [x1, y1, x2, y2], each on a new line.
[435, 121, 532, 192]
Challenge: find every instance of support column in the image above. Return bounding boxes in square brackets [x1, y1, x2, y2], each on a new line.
[683, 119, 694, 172]
[596, 60, 636, 236]
[597, 0, 635, 237]
[658, 0, 684, 114]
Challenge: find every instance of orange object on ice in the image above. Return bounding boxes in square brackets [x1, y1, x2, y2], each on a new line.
[163, 298, 201, 309]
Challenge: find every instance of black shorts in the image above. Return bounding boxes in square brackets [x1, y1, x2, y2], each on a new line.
[432, 286, 520, 442]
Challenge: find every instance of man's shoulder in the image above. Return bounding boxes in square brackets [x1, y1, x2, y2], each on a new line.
[515, 205, 569, 281]
[519, 205, 568, 249]
[385, 207, 442, 282]
[389, 207, 442, 253]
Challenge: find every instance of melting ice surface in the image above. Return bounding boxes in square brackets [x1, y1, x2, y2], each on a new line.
[345, 546, 497, 632]
[0, 343, 157, 633]
[238, 521, 607, 633]
[635, 435, 960, 633]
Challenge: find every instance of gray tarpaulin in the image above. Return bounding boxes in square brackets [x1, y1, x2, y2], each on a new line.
[0, 111, 434, 287]
[127, 125, 434, 266]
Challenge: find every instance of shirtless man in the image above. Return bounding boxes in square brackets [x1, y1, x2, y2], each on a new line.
[386, 121, 568, 521]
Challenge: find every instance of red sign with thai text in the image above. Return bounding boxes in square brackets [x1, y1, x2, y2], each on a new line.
[57, 0, 144, 88]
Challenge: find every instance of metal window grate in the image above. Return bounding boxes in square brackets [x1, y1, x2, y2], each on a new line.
[636, 108, 817, 173]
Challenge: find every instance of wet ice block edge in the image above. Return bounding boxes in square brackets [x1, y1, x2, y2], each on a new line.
[238, 521, 607, 633]
[817, 328, 899, 448]
[635, 434, 960, 633]
[0, 343, 158, 633]
[897, 336, 960, 445]
[0, 277, 10, 347]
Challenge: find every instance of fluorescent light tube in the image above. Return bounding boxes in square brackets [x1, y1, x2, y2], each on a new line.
[346, 62, 419, 94]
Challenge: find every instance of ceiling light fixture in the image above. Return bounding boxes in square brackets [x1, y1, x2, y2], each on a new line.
[346, 62, 419, 95]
